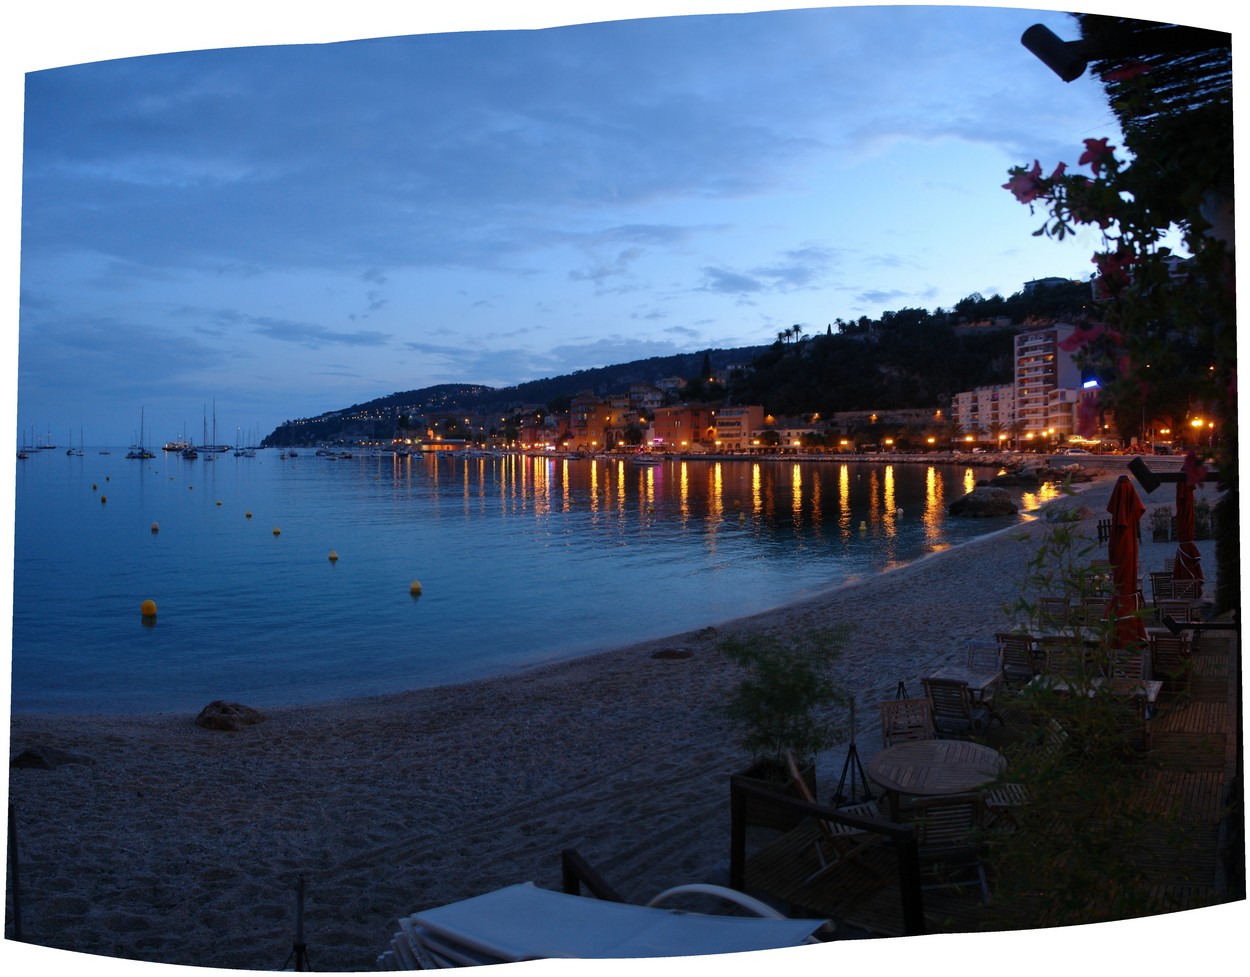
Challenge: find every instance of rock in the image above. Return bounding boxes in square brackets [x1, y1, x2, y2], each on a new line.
[949, 486, 1019, 518]
[195, 700, 265, 731]
[10, 746, 96, 769]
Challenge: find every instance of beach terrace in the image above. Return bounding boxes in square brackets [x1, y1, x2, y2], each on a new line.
[728, 619, 1242, 938]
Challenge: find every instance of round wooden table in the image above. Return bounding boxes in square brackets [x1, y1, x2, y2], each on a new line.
[865, 739, 1006, 801]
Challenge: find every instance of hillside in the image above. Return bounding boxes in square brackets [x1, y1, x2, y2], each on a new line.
[262, 280, 1096, 445]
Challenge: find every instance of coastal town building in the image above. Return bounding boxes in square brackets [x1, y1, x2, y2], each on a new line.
[712, 405, 765, 451]
[652, 404, 717, 450]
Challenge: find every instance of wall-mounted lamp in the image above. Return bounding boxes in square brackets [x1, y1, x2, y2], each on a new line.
[1022, 22, 1232, 83]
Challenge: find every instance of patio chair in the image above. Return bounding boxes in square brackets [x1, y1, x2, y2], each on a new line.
[785, 752, 887, 884]
[911, 793, 990, 902]
[921, 677, 991, 739]
[879, 697, 935, 747]
[1149, 634, 1190, 695]
[1149, 571, 1175, 603]
[1037, 597, 1072, 629]
[377, 881, 829, 968]
[964, 641, 1004, 704]
[983, 719, 1067, 828]
[995, 632, 1039, 687]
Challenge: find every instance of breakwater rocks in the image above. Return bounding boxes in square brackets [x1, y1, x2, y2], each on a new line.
[980, 458, 1102, 487]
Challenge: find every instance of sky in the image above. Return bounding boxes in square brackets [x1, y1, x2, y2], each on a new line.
[3, 1, 1237, 449]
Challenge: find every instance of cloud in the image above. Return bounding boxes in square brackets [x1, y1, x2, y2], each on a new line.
[249, 317, 392, 348]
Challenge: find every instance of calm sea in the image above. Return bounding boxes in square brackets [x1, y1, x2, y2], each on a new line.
[8, 449, 1056, 714]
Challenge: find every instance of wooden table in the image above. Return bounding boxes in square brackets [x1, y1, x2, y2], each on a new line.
[925, 665, 1003, 702]
[864, 740, 1006, 819]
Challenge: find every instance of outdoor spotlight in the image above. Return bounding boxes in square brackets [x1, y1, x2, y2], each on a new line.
[1022, 24, 1088, 82]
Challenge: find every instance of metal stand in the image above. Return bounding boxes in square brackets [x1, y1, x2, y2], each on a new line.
[282, 875, 312, 972]
[895, 680, 909, 700]
[832, 701, 871, 806]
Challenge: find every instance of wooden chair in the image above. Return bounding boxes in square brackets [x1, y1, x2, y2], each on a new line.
[1037, 597, 1071, 630]
[911, 793, 989, 902]
[1037, 636, 1090, 681]
[1149, 634, 1190, 695]
[785, 753, 885, 884]
[995, 632, 1039, 687]
[879, 698, 934, 747]
[921, 678, 990, 739]
[1149, 571, 1175, 603]
[984, 720, 1067, 828]
[964, 641, 1004, 703]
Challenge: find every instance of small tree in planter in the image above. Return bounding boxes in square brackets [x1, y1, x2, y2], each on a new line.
[1149, 505, 1173, 542]
[717, 628, 850, 826]
[1193, 498, 1213, 539]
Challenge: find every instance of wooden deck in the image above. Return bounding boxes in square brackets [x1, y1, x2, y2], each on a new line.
[733, 622, 1243, 938]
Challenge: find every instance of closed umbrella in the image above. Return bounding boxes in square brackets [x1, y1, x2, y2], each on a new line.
[1172, 464, 1204, 596]
[1106, 475, 1146, 645]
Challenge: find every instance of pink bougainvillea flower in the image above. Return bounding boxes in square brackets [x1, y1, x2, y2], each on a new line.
[1079, 137, 1116, 173]
[1182, 450, 1207, 488]
[1003, 160, 1044, 204]
[1093, 250, 1136, 295]
[1075, 393, 1101, 439]
[1049, 162, 1067, 180]
[1058, 321, 1105, 352]
[1103, 62, 1150, 82]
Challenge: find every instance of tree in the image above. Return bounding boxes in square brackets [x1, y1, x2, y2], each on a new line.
[1005, 14, 1235, 609]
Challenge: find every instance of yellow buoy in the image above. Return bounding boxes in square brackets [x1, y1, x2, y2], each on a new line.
[100, 495, 107, 503]
[859, 520, 867, 531]
[409, 580, 423, 596]
[328, 550, 339, 562]
[245, 511, 253, 519]
[140, 599, 157, 618]
[273, 527, 281, 536]
[150, 522, 159, 533]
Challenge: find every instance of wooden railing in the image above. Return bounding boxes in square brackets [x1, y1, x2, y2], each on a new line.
[728, 776, 926, 935]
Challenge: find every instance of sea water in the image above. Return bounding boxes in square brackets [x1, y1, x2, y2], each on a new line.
[8, 450, 1056, 714]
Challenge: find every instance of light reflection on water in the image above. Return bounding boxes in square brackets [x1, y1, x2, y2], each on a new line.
[11, 452, 1043, 713]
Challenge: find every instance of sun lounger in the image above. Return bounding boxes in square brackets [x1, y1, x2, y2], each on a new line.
[377, 881, 827, 968]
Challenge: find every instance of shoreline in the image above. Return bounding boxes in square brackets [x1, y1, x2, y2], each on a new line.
[5, 470, 1229, 972]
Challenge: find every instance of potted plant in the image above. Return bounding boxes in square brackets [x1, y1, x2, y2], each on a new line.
[717, 628, 850, 829]
[1149, 505, 1173, 542]
[1193, 498, 1213, 539]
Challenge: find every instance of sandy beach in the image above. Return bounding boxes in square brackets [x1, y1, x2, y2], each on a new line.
[4, 468, 1230, 974]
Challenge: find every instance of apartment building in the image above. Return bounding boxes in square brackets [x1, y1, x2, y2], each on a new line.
[652, 404, 717, 450]
[1014, 323, 1082, 439]
[712, 405, 764, 451]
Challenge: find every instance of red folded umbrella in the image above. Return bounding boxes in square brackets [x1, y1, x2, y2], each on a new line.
[1106, 475, 1146, 645]
[1172, 476, 1205, 595]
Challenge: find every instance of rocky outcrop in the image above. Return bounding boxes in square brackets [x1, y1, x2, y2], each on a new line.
[195, 700, 265, 731]
[10, 746, 96, 769]
[949, 486, 1019, 518]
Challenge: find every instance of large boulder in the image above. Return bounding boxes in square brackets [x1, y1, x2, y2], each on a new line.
[195, 700, 265, 731]
[949, 486, 1019, 518]
[10, 746, 96, 769]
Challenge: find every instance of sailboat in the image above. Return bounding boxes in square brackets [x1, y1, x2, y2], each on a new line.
[126, 408, 155, 459]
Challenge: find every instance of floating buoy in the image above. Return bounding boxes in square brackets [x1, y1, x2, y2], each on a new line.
[859, 520, 867, 531]
[150, 522, 159, 533]
[896, 508, 903, 516]
[409, 579, 423, 596]
[328, 550, 339, 562]
[92, 483, 97, 491]
[189, 485, 193, 490]
[216, 500, 222, 506]
[140, 599, 157, 618]
[100, 495, 107, 504]
[739, 512, 745, 522]
[245, 511, 253, 519]
[273, 527, 281, 536]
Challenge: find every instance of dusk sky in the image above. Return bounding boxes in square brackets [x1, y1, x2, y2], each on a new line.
[5, 1, 1233, 448]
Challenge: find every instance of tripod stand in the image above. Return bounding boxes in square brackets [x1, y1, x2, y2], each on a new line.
[831, 700, 871, 805]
